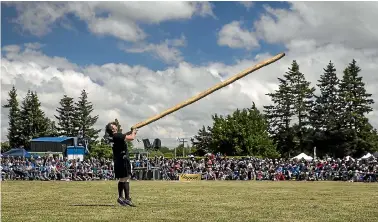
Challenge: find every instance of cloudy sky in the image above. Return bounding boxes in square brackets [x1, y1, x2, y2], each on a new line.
[2, 1, 378, 148]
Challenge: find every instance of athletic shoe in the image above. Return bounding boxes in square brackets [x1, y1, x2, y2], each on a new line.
[117, 197, 127, 206]
[124, 199, 136, 207]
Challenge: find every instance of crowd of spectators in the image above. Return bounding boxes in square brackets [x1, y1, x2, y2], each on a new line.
[1, 153, 377, 182]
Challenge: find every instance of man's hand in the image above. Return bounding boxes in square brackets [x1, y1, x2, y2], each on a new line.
[126, 129, 138, 136]
[132, 129, 138, 135]
[125, 128, 138, 141]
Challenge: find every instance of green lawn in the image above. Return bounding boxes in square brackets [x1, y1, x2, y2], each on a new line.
[1, 181, 378, 222]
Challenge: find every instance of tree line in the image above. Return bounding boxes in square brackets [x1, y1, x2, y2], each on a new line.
[3, 59, 378, 158]
[3, 88, 100, 150]
[192, 60, 378, 158]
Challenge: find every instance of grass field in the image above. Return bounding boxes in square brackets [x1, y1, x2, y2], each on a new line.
[1, 180, 378, 222]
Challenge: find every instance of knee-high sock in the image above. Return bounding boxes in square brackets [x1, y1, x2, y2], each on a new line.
[124, 182, 130, 200]
[118, 182, 125, 198]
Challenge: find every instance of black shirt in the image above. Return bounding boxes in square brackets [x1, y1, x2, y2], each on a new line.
[112, 133, 129, 160]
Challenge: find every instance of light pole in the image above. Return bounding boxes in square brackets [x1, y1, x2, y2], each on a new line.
[189, 137, 194, 154]
[177, 137, 188, 157]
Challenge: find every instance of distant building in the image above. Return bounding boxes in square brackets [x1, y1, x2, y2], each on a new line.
[29, 137, 88, 160]
[30, 137, 75, 153]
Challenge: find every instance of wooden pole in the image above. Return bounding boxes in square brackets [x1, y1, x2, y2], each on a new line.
[131, 52, 285, 130]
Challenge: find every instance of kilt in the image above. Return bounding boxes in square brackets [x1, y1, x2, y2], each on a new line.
[114, 157, 132, 179]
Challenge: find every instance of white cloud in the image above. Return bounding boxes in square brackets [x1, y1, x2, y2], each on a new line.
[2, 44, 78, 71]
[8, 2, 215, 42]
[122, 35, 187, 64]
[87, 16, 146, 42]
[253, 2, 378, 49]
[192, 1, 216, 18]
[239, 1, 255, 10]
[9, 2, 70, 37]
[219, 2, 378, 51]
[217, 21, 259, 50]
[23, 42, 44, 50]
[2, 45, 21, 53]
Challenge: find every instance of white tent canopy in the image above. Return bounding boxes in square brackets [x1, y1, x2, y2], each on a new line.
[292, 153, 313, 161]
[360, 153, 372, 159]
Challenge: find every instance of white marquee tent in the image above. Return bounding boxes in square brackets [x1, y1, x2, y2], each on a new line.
[360, 153, 373, 159]
[292, 153, 313, 161]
